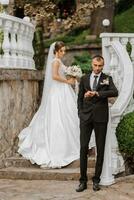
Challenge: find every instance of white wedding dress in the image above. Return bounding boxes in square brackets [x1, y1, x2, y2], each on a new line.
[18, 44, 80, 168]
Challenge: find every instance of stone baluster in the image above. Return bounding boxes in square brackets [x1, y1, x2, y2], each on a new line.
[109, 46, 120, 89]
[100, 107, 115, 185]
[22, 25, 28, 68]
[17, 23, 25, 68]
[110, 44, 125, 92]
[28, 27, 35, 69]
[120, 37, 128, 50]
[109, 46, 118, 70]
[112, 37, 119, 42]
[2, 19, 12, 68]
[10, 22, 19, 68]
[111, 116, 125, 174]
[0, 18, 3, 65]
[101, 36, 111, 74]
[25, 26, 31, 68]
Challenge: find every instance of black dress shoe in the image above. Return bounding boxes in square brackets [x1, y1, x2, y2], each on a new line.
[93, 182, 100, 191]
[76, 183, 87, 192]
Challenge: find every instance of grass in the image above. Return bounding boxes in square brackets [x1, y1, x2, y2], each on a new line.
[114, 6, 134, 33]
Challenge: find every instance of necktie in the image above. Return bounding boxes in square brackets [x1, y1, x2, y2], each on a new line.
[92, 75, 98, 91]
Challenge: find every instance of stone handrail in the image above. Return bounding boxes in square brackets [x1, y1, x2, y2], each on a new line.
[100, 33, 134, 185]
[109, 41, 133, 116]
[100, 33, 134, 117]
[0, 13, 35, 69]
[100, 33, 134, 66]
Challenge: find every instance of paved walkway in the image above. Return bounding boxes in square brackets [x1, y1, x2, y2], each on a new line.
[0, 175, 133, 200]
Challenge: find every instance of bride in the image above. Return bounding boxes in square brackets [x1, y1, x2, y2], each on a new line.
[18, 41, 80, 168]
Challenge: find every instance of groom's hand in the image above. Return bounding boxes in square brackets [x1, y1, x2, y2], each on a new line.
[84, 91, 95, 98]
[84, 91, 99, 98]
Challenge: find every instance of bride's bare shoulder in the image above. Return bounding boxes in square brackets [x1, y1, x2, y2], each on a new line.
[52, 58, 61, 64]
[52, 58, 61, 68]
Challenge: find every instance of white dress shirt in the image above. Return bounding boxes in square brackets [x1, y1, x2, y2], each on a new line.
[90, 72, 101, 91]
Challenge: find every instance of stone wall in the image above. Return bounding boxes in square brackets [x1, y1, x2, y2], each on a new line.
[44, 44, 101, 66]
[0, 69, 44, 167]
[65, 44, 101, 65]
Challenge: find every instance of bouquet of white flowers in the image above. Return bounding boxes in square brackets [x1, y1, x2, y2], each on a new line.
[64, 65, 82, 79]
[65, 65, 82, 94]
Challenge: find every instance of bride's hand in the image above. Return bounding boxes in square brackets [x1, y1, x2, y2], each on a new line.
[67, 77, 76, 85]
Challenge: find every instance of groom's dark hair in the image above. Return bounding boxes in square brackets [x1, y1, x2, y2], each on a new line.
[92, 55, 104, 62]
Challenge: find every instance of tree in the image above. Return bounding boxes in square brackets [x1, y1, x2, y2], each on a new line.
[115, 0, 134, 14]
[90, 0, 115, 35]
[62, 0, 104, 31]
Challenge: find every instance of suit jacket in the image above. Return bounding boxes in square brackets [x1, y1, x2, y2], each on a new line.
[78, 72, 118, 123]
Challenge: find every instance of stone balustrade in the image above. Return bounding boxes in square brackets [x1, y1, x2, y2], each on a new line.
[0, 14, 35, 69]
[100, 33, 134, 116]
[100, 33, 134, 71]
[100, 33, 134, 185]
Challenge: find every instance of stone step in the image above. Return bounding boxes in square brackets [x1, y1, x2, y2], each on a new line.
[0, 167, 95, 181]
[3, 156, 96, 169]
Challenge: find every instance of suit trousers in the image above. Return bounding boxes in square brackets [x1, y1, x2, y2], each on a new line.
[79, 120, 107, 184]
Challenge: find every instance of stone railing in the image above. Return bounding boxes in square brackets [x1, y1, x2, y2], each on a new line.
[0, 14, 35, 69]
[100, 33, 134, 185]
[101, 33, 134, 67]
[100, 33, 134, 117]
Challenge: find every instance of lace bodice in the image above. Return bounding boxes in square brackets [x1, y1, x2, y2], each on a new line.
[52, 58, 66, 78]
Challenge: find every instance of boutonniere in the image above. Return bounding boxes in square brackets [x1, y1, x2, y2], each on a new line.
[100, 78, 109, 85]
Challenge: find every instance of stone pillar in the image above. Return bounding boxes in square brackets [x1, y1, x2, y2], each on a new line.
[0, 69, 44, 167]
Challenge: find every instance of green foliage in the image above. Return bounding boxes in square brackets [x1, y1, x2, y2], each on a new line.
[126, 42, 132, 57]
[72, 52, 92, 74]
[44, 27, 100, 48]
[114, 6, 134, 33]
[66, 26, 88, 37]
[0, 30, 4, 55]
[116, 112, 134, 156]
[33, 25, 45, 70]
[115, 0, 134, 14]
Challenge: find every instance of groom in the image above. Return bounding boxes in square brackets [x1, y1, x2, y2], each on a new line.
[76, 55, 118, 192]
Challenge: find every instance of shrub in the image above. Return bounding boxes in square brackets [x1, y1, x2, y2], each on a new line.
[116, 112, 134, 155]
[116, 111, 134, 174]
[72, 52, 92, 74]
[33, 25, 45, 70]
